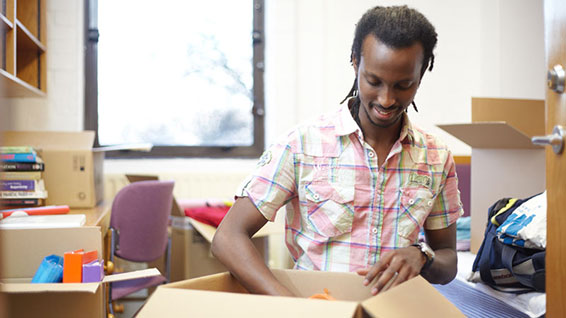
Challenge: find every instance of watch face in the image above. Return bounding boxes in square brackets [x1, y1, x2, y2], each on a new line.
[420, 242, 435, 259]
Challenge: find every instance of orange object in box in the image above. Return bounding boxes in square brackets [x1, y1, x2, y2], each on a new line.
[82, 250, 98, 264]
[63, 249, 84, 283]
[309, 288, 336, 300]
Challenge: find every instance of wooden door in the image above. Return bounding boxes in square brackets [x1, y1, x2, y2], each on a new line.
[544, 0, 566, 316]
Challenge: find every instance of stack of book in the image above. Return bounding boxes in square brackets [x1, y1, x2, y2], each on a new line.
[0, 146, 48, 208]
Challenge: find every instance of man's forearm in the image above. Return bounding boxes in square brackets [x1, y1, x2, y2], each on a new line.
[211, 229, 294, 296]
[420, 248, 457, 285]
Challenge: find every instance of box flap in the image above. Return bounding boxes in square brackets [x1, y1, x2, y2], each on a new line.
[2, 131, 95, 150]
[471, 97, 545, 137]
[0, 226, 102, 279]
[271, 269, 372, 301]
[0, 282, 100, 294]
[0, 268, 161, 294]
[188, 218, 216, 242]
[437, 122, 543, 149]
[102, 268, 161, 283]
[164, 271, 248, 293]
[189, 218, 284, 243]
[361, 276, 465, 318]
[138, 287, 359, 318]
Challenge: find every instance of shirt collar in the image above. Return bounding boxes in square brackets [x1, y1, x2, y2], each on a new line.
[335, 103, 360, 137]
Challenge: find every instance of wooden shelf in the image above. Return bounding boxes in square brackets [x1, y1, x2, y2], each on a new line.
[0, 68, 45, 97]
[0, 0, 46, 97]
[1, 13, 14, 29]
[15, 20, 45, 51]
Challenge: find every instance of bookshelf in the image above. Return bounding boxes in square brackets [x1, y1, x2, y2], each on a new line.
[0, 0, 46, 97]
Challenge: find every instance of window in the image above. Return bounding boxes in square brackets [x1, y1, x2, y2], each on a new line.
[85, 0, 265, 158]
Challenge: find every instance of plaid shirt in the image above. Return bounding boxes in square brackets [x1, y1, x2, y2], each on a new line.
[237, 104, 463, 272]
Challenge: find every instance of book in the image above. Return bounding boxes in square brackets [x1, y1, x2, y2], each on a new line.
[0, 214, 86, 229]
[0, 171, 43, 180]
[0, 198, 43, 206]
[0, 152, 37, 163]
[0, 205, 70, 217]
[0, 161, 45, 172]
[0, 189, 48, 199]
[0, 146, 36, 154]
[0, 179, 45, 191]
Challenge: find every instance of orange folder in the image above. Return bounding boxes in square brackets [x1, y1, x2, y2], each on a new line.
[63, 249, 84, 283]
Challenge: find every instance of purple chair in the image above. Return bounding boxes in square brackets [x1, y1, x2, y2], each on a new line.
[106, 180, 174, 316]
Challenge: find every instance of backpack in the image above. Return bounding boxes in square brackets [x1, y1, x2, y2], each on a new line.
[471, 194, 545, 293]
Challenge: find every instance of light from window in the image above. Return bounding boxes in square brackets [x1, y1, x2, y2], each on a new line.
[98, 0, 254, 147]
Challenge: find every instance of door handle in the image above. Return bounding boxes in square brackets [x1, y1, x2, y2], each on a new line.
[548, 64, 565, 93]
[532, 125, 565, 154]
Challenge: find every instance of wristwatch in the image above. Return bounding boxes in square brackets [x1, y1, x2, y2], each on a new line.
[412, 242, 435, 271]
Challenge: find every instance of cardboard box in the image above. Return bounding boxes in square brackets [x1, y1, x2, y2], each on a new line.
[2, 131, 105, 208]
[438, 97, 546, 253]
[170, 216, 282, 281]
[137, 269, 464, 317]
[0, 226, 161, 318]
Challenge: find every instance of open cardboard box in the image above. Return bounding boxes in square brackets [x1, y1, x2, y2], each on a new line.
[438, 97, 546, 253]
[170, 214, 283, 281]
[137, 269, 464, 318]
[2, 131, 151, 208]
[0, 226, 161, 318]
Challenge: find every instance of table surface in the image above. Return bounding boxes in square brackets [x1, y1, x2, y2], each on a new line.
[69, 201, 111, 227]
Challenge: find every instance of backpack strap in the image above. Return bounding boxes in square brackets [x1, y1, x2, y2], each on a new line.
[478, 231, 534, 294]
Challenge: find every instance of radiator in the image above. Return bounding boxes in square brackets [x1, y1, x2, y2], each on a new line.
[104, 171, 249, 202]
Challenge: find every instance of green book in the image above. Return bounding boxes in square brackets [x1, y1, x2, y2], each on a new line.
[0, 146, 36, 154]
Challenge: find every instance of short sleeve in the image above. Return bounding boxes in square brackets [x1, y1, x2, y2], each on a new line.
[236, 141, 296, 222]
[424, 151, 464, 230]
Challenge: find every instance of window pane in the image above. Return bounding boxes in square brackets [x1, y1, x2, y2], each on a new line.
[98, 0, 254, 147]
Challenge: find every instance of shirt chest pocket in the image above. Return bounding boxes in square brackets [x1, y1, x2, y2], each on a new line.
[302, 181, 355, 238]
[398, 187, 434, 242]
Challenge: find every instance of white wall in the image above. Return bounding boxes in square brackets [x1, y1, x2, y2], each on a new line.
[1, 0, 545, 168]
[264, 0, 545, 156]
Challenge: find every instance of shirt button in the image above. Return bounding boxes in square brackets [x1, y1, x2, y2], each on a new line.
[408, 199, 415, 205]
[313, 194, 320, 200]
[368, 151, 375, 158]
[372, 228, 378, 234]
[427, 201, 433, 206]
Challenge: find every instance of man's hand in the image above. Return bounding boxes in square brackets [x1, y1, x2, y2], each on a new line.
[356, 245, 425, 295]
[357, 223, 459, 294]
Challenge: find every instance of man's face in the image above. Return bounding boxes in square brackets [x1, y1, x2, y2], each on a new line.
[353, 35, 424, 128]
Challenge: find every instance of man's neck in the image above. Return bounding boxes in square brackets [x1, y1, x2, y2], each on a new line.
[358, 112, 403, 149]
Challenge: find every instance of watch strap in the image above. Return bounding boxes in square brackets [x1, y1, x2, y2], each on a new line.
[412, 243, 434, 271]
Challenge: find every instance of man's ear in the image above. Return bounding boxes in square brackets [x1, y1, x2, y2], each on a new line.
[352, 54, 359, 75]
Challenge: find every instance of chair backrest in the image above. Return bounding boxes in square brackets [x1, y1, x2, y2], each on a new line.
[110, 180, 174, 262]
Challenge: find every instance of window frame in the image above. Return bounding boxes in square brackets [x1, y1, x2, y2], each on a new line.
[84, 0, 265, 159]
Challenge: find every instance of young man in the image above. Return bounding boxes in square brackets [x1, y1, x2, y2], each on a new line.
[211, 5, 463, 296]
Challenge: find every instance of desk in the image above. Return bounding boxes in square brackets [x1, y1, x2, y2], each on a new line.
[69, 201, 112, 233]
[68, 201, 112, 265]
